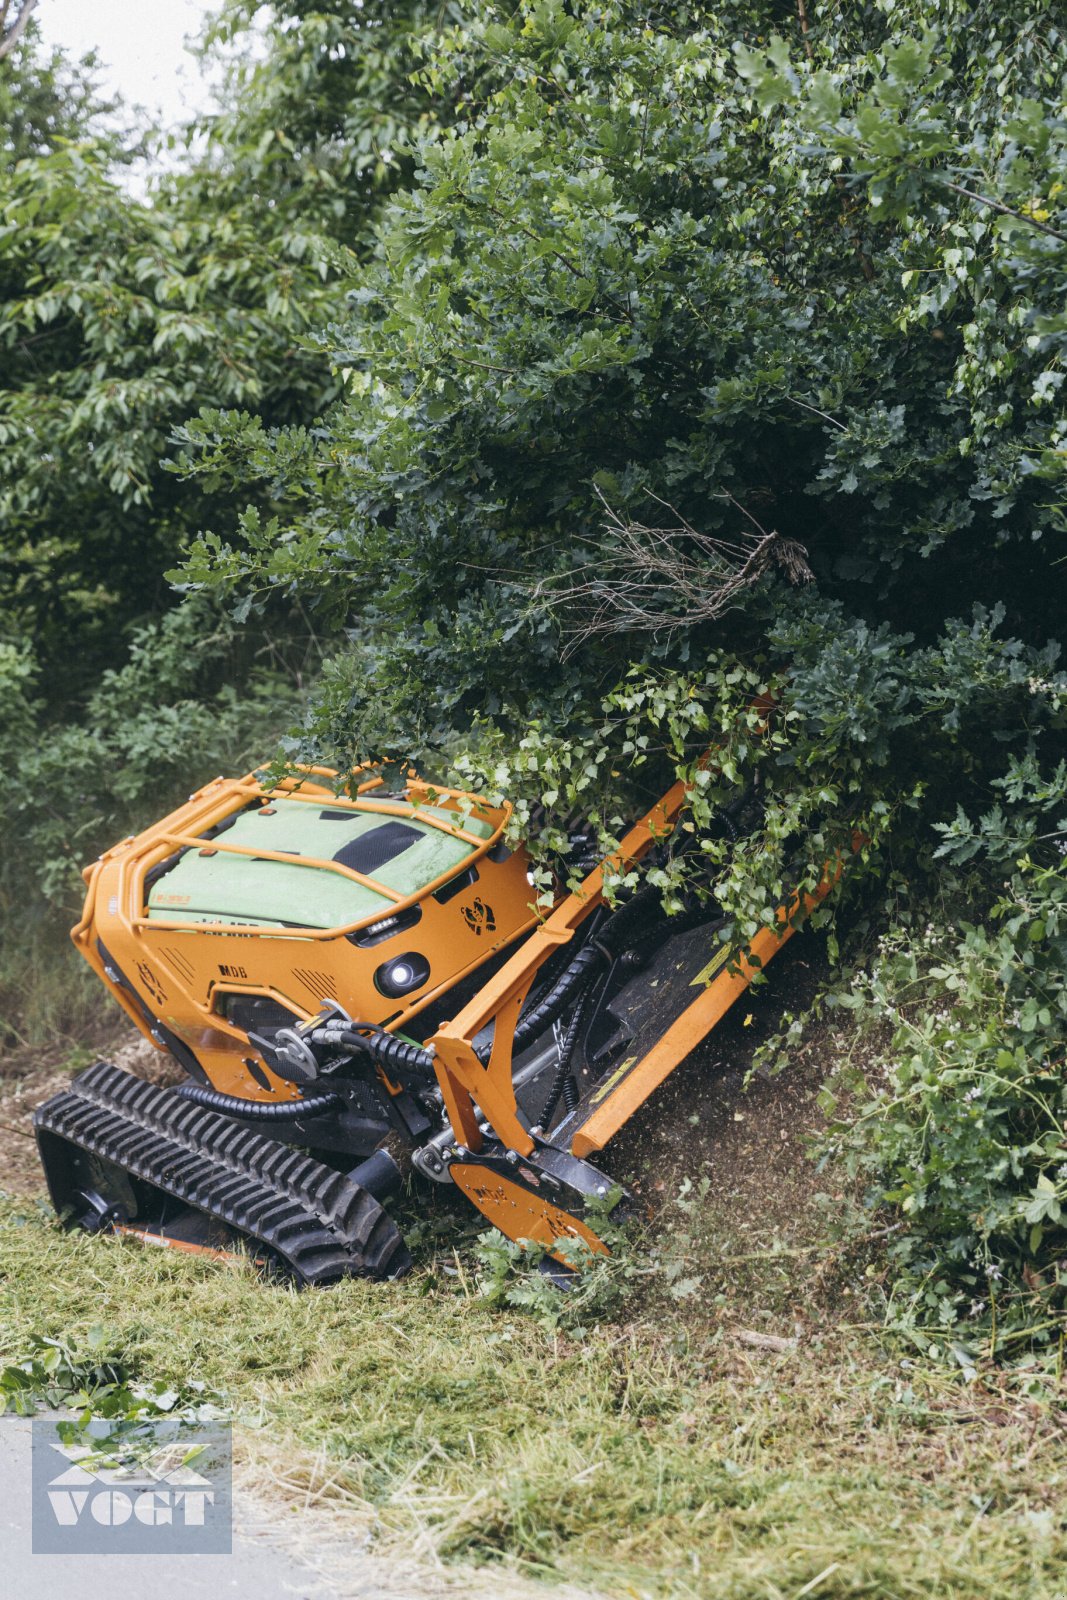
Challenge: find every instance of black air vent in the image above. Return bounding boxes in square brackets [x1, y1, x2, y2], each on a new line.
[292, 968, 335, 1002]
[433, 864, 479, 904]
[333, 821, 420, 877]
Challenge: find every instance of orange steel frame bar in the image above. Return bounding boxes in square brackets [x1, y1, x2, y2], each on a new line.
[149, 828, 409, 904]
[70, 765, 530, 1060]
[430, 778, 689, 1157]
[96, 769, 512, 943]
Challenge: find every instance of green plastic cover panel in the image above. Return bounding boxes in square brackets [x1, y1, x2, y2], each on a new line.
[147, 797, 489, 929]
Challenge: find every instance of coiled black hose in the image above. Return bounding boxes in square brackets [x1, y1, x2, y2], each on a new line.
[324, 925, 613, 1079]
[497, 939, 610, 1063]
[537, 972, 602, 1128]
[713, 803, 740, 843]
[332, 1028, 432, 1078]
[175, 1081, 342, 1119]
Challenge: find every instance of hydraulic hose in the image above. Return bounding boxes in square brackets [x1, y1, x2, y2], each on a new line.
[499, 939, 610, 1063]
[174, 1082, 342, 1119]
[333, 1027, 433, 1077]
[537, 973, 602, 1128]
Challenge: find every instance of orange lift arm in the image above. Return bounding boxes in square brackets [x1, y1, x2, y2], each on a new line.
[430, 777, 689, 1155]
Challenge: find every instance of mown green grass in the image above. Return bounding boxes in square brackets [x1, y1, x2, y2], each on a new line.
[1, 1197, 1064, 1599]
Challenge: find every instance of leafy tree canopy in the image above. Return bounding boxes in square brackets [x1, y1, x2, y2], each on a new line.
[0, 1, 457, 698]
[0, 16, 120, 163]
[193, 0, 458, 252]
[175, 0, 1065, 745]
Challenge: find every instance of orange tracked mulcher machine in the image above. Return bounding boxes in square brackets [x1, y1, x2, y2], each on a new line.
[35, 759, 839, 1282]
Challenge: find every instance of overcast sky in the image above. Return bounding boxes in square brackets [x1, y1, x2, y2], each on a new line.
[37, 0, 223, 132]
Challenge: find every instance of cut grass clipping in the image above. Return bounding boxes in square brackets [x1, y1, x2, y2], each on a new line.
[2, 1199, 1066, 1599]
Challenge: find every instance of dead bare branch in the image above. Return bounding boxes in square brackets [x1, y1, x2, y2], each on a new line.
[733, 1329, 797, 1352]
[530, 487, 812, 655]
[0, 0, 38, 62]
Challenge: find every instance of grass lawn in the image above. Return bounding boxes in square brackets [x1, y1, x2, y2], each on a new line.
[2, 941, 1065, 1598]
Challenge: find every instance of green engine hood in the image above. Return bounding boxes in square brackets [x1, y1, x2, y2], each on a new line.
[147, 797, 491, 930]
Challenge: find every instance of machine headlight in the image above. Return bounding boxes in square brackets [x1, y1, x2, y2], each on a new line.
[374, 951, 431, 999]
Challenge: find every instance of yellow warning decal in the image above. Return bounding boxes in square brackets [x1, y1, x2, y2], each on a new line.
[590, 1056, 638, 1104]
[689, 943, 734, 989]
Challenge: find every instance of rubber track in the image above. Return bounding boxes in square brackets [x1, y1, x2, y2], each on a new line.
[34, 1061, 410, 1284]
